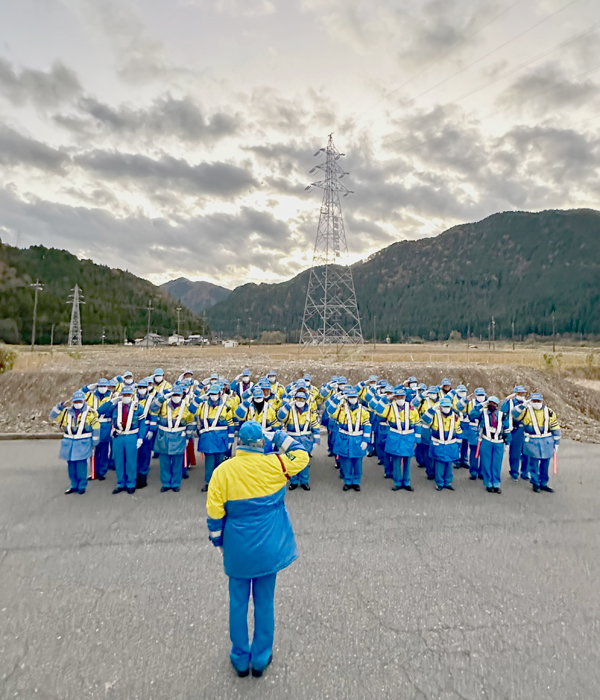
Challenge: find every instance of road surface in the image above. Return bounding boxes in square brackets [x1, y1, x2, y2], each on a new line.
[1, 439, 598, 700]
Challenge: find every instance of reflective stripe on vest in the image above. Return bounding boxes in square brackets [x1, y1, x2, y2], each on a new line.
[338, 403, 363, 436]
[114, 400, 138, 436]
[389, 402, 414, 435]
[290, 405, 312, 436]
[431, 410, 457, 445]
[527, 406, 551, 438]
[159, 403, 185, 433]
[482, 409, 504, 443]
[201, 402, 227, 432]
[66, 407, 89, 439]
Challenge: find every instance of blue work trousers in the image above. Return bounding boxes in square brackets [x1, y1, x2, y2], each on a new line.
[290, 463, 310, 486]
[229, 573, 277, 673]
[159, 453, 184, 489]
[509, 429, 527, 479]
[460, 439, 469, 466]
[468, 443, 480, 478]
[204, 452, 225, 485]
[434, 460, 454, 489]
[479, 440, 505, 489]
[529, 458, 551, 488]
[94, 441, 110, 478]
[113, 435, 138, 490]
[67, 460, 88, 492]
[137, 439, 153, 476]
[339, 457, 363, 486]
[392, 455, 411, 488]
[327, 427, 335, 455]
[424, 444, 434, 479]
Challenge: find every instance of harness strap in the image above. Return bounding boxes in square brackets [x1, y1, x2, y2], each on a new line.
[276, 454, 290, 481]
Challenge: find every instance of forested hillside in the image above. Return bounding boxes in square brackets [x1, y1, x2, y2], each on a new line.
[160, 277, 230, 313]
[206, 209, 600, 340]
[0, 243, 205, 344]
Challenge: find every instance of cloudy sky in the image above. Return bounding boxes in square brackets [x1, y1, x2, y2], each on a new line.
[0, 0, 598, 289]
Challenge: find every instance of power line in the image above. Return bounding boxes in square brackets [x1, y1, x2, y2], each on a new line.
[356, 0, 525, 120]
[386, 0, 584, 118]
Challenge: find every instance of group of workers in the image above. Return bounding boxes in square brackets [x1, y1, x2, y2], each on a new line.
[50, 369, 561, 498]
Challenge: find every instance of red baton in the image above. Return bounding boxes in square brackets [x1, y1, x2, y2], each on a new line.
[553, 452, 557, 475]
[90, 450, 96, 480]
[475, 439, 482, 459]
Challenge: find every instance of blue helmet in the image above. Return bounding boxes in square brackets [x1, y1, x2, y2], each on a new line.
[428, 385, 439, 394]
[72, 390, 86, 403]
[488, 396, 499, 405]
[514, 385, 526, 394]
[439, 396, 452, 408]
[170, 384, 184, 396]
[121, 385, 134, 396]
[108, 378, 118, 388]
[347, 388, 358, 398]
[252, 387, 264, 399]
[418, 382, 427, 392]
[303, 373, 312, 382]
[474, 387, 486, 396]
[441, 378, 451, 386]
[123, 371, 133, 379]
[239, 420, 264, 446]
[394, 385, 406, 396]
[97, 377, 109, 387]
[267, 369, 277, 378]
[531, 392, 543, 402]
[456, 384, 467, 393]
[407, 376, 417, 384]
[241, 368, 251, 378]
[154, 368, 164, 377]
[338, 376, 347, 385]
[137, 378, 149, 388]
[208, 384, 221, 395]
[367, 375, 377, 383]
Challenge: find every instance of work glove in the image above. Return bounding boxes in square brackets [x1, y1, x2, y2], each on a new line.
[145, 431, 154, 441]
[136, 438, 143, 449]
[111, 396, 120, 405]
[360, 441, 368, 452]
[272, 429, 292, 451]
[314, 436, 321, 445]
[88, 383, 98, 391]
[554, 444, 559, 453]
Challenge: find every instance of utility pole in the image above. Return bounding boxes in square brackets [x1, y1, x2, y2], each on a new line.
[511, 319, 515, 351]
[67, 284, 84, 347]
[491, 316, 496, 351]
[373, 315, 376, 350]
[50, 323, 54, 349]
[236, 318, 241, 339]
[300, 134, 362, 347]
[30, 280, 43, 351]
[101, 327, 106, 346]
[552, 311, 556, 352]
[176, 307, 182, 344]
[488, 322, 491, 350]
[146, 300, 152, 348]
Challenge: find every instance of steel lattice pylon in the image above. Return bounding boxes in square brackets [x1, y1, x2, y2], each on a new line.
[300, 135, 363, 346]
[67, 284, 84, 346]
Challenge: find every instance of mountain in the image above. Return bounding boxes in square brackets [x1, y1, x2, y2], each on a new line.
[160, 277, 231, 314]
[206, 209, 600, 340]
[0, 242, 206, 345]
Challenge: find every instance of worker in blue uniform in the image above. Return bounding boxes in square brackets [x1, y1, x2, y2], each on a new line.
[82, 377, 112, 480]
[277, 387, 320, 490]
[369, 386, 420, 491]
[50, 390, 100, 494]
[197, 384, 235, 491]
[511, 393, 561, 493]
[206, 422, 310, 678]
[501, 386, 529, 481]
[98, 385, 147, 494]
[416, 386, 439, 480]
[152, 384, 201, 492]
[421, 396, 462, 491]
[469, 395, 511, 493]
[456, 387, 487, 480]
[331, 388, 372, 491]
[452, 385, 470, 468]
[231, 369, 253, 399]
[135, 378, 156, 489]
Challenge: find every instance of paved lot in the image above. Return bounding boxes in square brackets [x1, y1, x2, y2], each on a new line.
[1, 439, 599, 700]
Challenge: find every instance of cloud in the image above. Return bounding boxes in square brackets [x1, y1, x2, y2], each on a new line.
[74, 150, 259, 198]
[181, 0, 276, 17]
[0, 124, 70, 173]
[0, 58, 81, 108]
[54, 94, 239, 144]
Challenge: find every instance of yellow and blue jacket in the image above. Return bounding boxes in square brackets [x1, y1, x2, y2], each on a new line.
[511, 404, 560, 459]
[234, 400, 280, 431]
[50, 403, 100, 462]
[331, 402, 371, 457]
[206, 439, 310, 578]
[421, 407, 463, 461]
[151, 395, 200, 455]
[196, 400, 235, 454]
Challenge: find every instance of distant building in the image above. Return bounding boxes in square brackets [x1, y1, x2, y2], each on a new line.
[223, 340, 239, 348]
[169, 334, 185, 346]
[135, 333, 166, 347]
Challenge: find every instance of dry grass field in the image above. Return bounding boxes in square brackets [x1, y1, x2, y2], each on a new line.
[1, 342, 598, 442]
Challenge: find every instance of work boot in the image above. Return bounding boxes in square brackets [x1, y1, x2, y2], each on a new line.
[172, 486, 180, 492]
[343, 484, 351, 491]
[469, 475, 477, 480]
[137, 475, 148, 489]
[127, 487, 135, 495]
[495, 487, 502, 494]
[97, 475, 106, 481]
[77, 489, 86, 495]
[403, 485, 414, 492]
[182, 471, 189, 479]
[532, 484, 540, 493]
[161, 486, 170, 493]
[435, 485, 443, 491]
[200, 484, 208, 492]
[391, 485, 402, 491]
[352, 484, 361, 492]
[288, 483, 298, 491]
[252, 654, 273, 678]
[112, 487, 125, 495]
[235, 667, 250, 678]
[300, 484, 310, 491]
[540, 485, 554, 493]
[443, 485, 455, 491]
[65, 488, 77, 495]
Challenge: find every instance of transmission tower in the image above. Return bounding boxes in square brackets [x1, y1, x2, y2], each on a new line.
[300, 134, 363, 346]
[67, 284, 84, 346]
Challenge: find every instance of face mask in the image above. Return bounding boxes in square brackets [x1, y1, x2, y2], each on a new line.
[154, 376, 162, 385]
[531, 401, 543, 410]
[396, 398, 406, 407]
[409, 383, 417, 389]
[269, 377, 276, 384]
[138, 389, 147, 398]
[442, 387, 451, 394]
[210, 395, 220, 404]
[476, 395, 485, 403]
[348, 398, 358, 407]
[296, 399, 307, 409]
[98, 387, 108, 395]
[331, 383, 338, 390]
[171, 396, 182, 405]
[122, 397, 132, 405]
[254, 397, 264, 405]
[124, 378, 134, 385]
[210, 378, 217, 385]
[441, 406, 451, 414]
[516, 395, 526, 402]
[458, 391, 467, 399]
[429, 394, 438, 402]
[242, 377, 250, 384]
[73, 402, 84, 410]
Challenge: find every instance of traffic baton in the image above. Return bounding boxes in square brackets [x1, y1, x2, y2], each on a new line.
[184, 450, 188, 469]
[475, 439, 482, 460]
[553, 452, 557, 475]
[90, 449, 96, 480]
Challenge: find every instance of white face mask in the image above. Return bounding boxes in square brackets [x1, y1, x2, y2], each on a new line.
[242, 377, 250, 384]
[441, 406, 451, 414]
[154, 376, 162, 385]
[295, 400, 306, 409]
[209, 395, 220, 403]
[98, 387, 108, 395]
[516, 395, 526, 402]
[429, 394, 438, 402]
[348, 398, 358, 407]
[171, 396, 182, 405]
[254, 397, 264, 404]
[531, 401, 543, 410]
[124, 377, 134, 385]
[476, 395, 485, 403]
[73, 402, 84, 410]
[269, 378, 276, 385]
[396, 398, 406, 407]
[138, 388, 147, 398]
[122, 397, 132, 405]
[409, 382, 417, 389]
[458, 391, 467, 399]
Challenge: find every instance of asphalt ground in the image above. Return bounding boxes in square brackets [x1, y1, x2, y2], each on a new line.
[1, 439, 599, 700]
